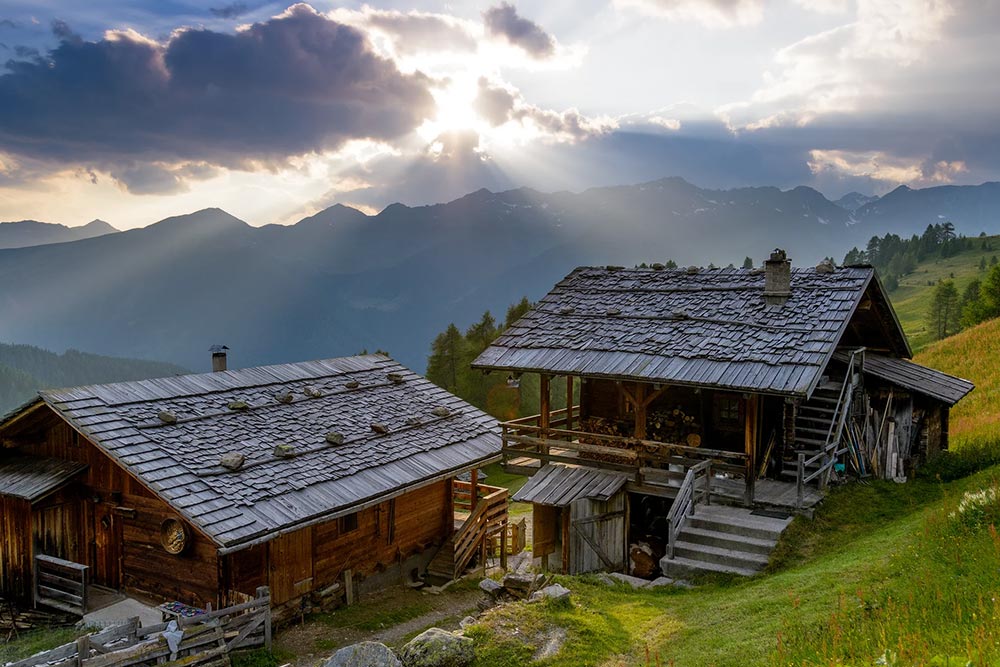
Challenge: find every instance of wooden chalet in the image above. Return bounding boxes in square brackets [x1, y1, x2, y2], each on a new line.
[472, 251, 974, 577]
[0, 353, 506, 615]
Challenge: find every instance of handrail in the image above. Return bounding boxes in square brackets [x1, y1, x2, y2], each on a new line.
[503, 423, 749, 464]
[666, 460, 711, 559]
[452, 487, 508, 576]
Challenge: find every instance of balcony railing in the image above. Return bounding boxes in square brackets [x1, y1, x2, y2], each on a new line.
[501, 408, 753, 505]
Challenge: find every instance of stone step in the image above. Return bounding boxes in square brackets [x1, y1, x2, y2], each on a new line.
[672, 540, 771, 571]
[677, 526, 777, 555]
[687, 506, 790, 541]
[660, 555, 760, 578]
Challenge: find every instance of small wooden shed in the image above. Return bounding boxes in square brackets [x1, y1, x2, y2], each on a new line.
[0, 354, 502, 613]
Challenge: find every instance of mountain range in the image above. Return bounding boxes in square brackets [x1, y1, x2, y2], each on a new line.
[2, 177, 999, 373]
[0, 219, 118, 249]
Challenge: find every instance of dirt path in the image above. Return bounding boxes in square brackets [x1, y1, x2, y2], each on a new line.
[275, 586, 483, 667]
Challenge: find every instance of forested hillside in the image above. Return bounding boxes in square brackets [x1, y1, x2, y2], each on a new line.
[0, 343, 188, 415]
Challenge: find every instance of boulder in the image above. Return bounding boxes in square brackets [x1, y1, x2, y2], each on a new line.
[398, 628, 473, 667]
[502, 572, 542, 598]
[528, 584, 571, 603]
[478, 578, 503, 597]
[325, 641, 401, 667]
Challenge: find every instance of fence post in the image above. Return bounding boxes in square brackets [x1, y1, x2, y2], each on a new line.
[256, 586, 272, 651]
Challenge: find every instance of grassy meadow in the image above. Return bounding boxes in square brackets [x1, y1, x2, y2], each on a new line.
[915, 317, 1000, 449]
[888, 235, 1000, 351]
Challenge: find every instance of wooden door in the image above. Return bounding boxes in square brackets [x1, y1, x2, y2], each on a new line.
[92, 505, 122, 589]
[269, 528, 313, 605]
[568, 493, 627, 575]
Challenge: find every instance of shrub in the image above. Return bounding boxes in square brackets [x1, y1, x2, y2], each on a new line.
[948, 484, 1000, 532]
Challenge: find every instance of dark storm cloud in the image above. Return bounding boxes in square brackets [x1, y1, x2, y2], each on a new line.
[0, 4, 435, 185]
[209, 3, 251, 19]
[483, 3, 555, 58]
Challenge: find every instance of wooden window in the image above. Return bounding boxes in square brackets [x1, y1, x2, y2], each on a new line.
[338, 512, 358, 534]
[714, 395, 742, 431]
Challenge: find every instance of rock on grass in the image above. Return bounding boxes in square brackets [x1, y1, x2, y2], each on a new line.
[398, 628, 473, 667]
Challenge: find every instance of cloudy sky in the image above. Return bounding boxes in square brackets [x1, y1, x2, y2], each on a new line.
[0, 0, 996, 228]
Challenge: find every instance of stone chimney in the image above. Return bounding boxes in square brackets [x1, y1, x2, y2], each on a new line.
[764, 249, 791, 305]
[210, 345, 229, 372]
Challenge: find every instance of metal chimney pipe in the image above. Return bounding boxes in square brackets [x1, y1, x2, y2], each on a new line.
[210, 345, 229, 372]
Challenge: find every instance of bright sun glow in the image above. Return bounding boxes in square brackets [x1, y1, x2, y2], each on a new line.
[417, 76, 489, 142]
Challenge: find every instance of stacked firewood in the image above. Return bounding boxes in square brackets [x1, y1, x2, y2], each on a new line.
[578, 417, 635, 464]
[647, 407, 701, 445]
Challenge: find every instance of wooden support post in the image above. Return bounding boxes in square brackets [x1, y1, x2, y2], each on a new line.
[744, 394, 759, 507]
[76, 636, 89, 667]
[633, 383, 647, 440]
[255, 586, 272, 650]
[344, 569, 354, 606]
[539, 374, 551, 456]
[499, 525, 508, 571]
[566, 375, 575, 430]
[470, 468, 479, 510]
[561, 508, 570, 574]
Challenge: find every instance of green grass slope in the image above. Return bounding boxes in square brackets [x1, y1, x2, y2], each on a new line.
[469, 471, 1000, 666]
[915, 316, 1000, 448]
[887, 235, 999, 350]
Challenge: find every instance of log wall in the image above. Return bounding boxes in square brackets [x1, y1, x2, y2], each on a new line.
[223, 479, 453, 607]
[7, 414, 220, 607]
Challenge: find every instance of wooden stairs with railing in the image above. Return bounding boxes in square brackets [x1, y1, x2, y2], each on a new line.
[425, 482, 508, 586]
[780, 378, 844, 481]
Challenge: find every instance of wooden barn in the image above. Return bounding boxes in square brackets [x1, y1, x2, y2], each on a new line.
[472, 251, 974, 577]
[0, 353, 504, 615]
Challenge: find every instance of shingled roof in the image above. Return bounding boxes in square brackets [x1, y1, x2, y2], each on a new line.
[9, 354, 499, 550]
[473, 265, 905, 397]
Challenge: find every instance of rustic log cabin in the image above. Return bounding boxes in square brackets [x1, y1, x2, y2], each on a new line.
[472, 251, 973, 577]
[0, 353, 505, 615]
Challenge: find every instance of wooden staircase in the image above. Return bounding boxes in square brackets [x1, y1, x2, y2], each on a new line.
[781, 378, 843, 481]
[424, 482, 508, 586]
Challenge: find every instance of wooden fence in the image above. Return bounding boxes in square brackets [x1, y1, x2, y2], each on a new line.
[34, 555, 88, 616]
[486, 517, 527, 559]
[7, 588, 271, 667]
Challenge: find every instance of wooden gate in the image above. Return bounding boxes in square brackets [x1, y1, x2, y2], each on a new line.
[568, 492, 627, 575]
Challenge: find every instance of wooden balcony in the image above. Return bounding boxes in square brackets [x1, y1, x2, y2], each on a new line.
[501, 407, 755, 505]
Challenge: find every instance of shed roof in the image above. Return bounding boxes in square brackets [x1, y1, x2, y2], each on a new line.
[5, 354, 500, 549]
[0, 454, 87, 502]
[839, 352, 974, 406]
[474, 265, 907, 397]
[513, 464, 628, 506]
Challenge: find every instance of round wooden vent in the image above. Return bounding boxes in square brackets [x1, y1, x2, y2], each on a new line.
[160, 518, 188, 555]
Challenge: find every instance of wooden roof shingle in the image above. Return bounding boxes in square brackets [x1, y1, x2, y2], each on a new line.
[23, 354, 500, 550]
[474, 265, 885, 397]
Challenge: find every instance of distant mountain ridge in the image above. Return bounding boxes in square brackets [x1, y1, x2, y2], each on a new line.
[2, 177, 1000, 373]
[0, 218, 118, 249]
[0, 343, 188, 416]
